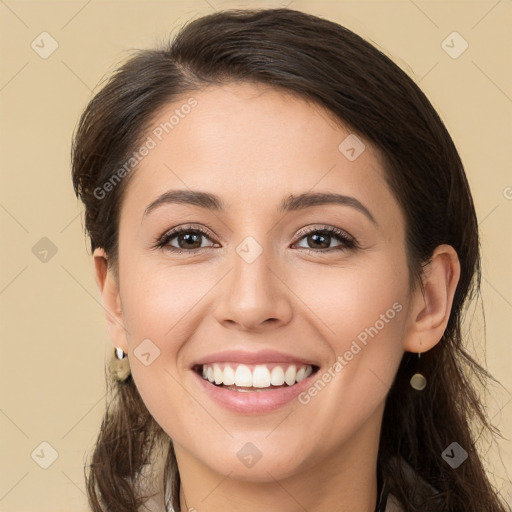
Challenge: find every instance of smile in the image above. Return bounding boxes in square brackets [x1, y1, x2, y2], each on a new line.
[196, 363, 315, 391]
[191, 352, 320, 413]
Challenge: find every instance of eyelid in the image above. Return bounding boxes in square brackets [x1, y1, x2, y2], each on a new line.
[155, 223, 218, 249]
[154, 223, 358, 253]
[292, 225, 357, 251]
[294, 224, 354, 242]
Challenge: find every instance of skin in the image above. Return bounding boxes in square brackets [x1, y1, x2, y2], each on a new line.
[93, 83, 460, 512]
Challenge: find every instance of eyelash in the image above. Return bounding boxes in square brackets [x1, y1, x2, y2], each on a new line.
[153, 224, 358, 255]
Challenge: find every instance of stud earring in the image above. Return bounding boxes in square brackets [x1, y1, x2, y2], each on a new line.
[410, 352, 427, 391]
[110, 347, 131, 382]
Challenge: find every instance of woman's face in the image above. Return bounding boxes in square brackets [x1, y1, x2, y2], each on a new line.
[106, 83, 417, 481]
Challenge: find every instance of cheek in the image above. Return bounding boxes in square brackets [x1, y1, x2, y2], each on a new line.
[120, 257, 212, 341]
[291, 252, 410, 354]
[289, 254, 409, 417]
[328, 275, 407, 357]
[118, 260, 228, 436]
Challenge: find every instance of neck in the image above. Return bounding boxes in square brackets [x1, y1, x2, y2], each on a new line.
[173, 408, 383, 512]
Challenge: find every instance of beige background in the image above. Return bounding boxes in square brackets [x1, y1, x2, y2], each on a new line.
[0, 0, 511, 510]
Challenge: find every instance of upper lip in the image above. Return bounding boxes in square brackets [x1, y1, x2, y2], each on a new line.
[191, 349, 319, 368]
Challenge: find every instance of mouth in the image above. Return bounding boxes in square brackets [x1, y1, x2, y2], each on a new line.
[192, 362, 320, 392]
[190, 350, 322, 413]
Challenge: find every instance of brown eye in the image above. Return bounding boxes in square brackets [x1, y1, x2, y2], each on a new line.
[173, 231, 205, 250]
[157, 227, 216, 253]
[304, 232, 335, 249]
[294, 227, 356, 252]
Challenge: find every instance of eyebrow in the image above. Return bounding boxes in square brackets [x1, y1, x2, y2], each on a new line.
[143, 189, 377, 225]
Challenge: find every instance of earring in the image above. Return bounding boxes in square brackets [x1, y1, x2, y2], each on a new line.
[109, 347, 131, 382]
[115, 347, 126, 359]
[410, 352, 427, 391]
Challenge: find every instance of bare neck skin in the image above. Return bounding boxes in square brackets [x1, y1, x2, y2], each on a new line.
[174, 402, 382, 512]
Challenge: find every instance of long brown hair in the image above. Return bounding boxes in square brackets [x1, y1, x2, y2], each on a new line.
[71, 8, 508, 512]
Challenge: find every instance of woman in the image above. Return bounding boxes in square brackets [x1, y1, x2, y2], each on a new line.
[71, 8, 509, 512]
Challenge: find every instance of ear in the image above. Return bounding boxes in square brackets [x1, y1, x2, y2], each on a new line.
[404, 244, 461, 353]
[93, 248, 128, 353]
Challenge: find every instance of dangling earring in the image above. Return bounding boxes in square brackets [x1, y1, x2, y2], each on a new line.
[410, 352, 427, 391]
[109, 346, 131, 382]
[115, 347, 126, 360]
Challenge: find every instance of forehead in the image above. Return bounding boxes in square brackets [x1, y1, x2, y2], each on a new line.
[120, 82, 394, 221]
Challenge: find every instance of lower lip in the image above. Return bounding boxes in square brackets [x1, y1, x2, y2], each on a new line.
[193, 370, 316, 414]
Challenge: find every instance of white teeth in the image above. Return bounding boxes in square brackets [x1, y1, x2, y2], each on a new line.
[223, 365, 235, 385]
[200, 363, 314, 389]
[234, 364, 253, 387]
[213, 363, 223, 385]
[270, 366, 285, 386]
[253, 365, 271, 388]
[284, 365, 297, 386]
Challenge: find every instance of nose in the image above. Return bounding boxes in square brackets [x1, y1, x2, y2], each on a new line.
[213, 243, 293, 332]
